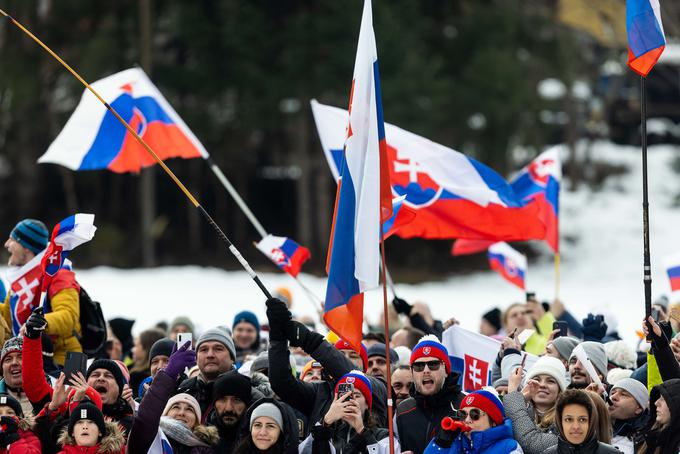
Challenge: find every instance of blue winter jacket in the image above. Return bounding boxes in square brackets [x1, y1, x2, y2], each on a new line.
[424, 418, 524, 454]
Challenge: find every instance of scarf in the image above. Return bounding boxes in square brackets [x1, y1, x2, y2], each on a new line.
[159, 416, 209, 448]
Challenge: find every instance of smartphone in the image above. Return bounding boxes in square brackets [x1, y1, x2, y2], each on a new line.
[553, 321, 568, 338]
[337, 383, 354, 396]
[63, 351, 88, 383]
[177, 332, 193, 349]
[525, 291, 536, 302]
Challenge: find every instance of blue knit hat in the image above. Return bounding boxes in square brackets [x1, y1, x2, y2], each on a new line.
[233, 311, 260, 332]
[10, 219, 48, 254]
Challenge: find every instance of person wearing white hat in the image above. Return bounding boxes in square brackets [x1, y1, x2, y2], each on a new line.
[609, 378, 650, 454]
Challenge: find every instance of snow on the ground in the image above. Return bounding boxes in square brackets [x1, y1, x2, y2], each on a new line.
[3, 142, 680, 346]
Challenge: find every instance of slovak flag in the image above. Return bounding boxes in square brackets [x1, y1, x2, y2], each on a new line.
[626, 0, 665, 77]
[6, 252, 45, 335]
[488, 242, 527, 290]
[39, 68, 208, 173]
[312, 100, 545, 242]
[383, 196, 416, 240]
[324, 0, 392, 351]
[256, 234, 311, 277]
[443, 325, 537, 392]
[663, 252, 680, 294]
[41, 214, 97, 290]
[452, 147, 561, 255]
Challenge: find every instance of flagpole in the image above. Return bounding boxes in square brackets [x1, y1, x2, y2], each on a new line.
[0, 9, 272, 299]
[640, 75, 652, 321]
[379, 228, 396, 454]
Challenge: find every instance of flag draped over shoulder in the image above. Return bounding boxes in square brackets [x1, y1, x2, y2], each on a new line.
[626, 0, 665, 77]
[324, 0, 392, 351]
[6, 252, 45, 335]
[312, 100, 545, 242]
[39, 68, 208, 173]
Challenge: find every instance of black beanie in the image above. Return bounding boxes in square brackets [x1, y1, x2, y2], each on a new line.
[212, 370, 252, 406]
[149, 338, 175, 362]
[69, 402, 106, 438]
[482, 308, 502, 332]
[87, 359, 125, 396]
[0, 394, 23, 417]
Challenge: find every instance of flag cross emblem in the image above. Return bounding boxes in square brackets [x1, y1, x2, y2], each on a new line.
[504, 259, 519, 277]
[423, 346, 431, 355]
[346, 377, 355, 384]
[465, 396, 475, 405]
[391, 153, 443, 208]
[15, 277, 40, 309]
[269, 247, 291, 266]
[528, 158, 556, 186]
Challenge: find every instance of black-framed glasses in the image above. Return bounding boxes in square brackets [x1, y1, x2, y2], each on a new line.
[411, 360, 443, 372]
[458, 408, 485, 421]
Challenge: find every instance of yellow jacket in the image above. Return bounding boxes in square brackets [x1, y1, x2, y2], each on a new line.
[1, 270, 81, 365]
[524, 311, 556, 356]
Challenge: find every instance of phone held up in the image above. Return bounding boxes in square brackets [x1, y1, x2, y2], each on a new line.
[337, 383, 354, 397]
[177, 332, 193, 350]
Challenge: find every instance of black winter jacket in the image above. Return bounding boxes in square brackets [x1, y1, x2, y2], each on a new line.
[545, 435, 620, 454]
[640, 378, 680, 454]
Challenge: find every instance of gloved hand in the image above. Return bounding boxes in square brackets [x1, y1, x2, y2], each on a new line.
[287, 321, 324, 353]
[434, 417, 464, 448]
[392, 297, 413, 316]
[266, 298, 292, 341]
[164, 341, 196, 379]
[0, 416, 20, 447]
[25, 307, 48, 340]
[582, 313, 608, 342]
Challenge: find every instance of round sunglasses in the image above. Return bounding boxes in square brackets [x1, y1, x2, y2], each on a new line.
[457, 408, 486, 421]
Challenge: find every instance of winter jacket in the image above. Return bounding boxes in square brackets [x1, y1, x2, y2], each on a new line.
[298, 423, 393, 454]
[424, 419, 523, 454]
[639, 378, 680, 454]
[128, 369, 218, 454]
[648, 327, 680, 382]
[502, 391, 558, 454]
[1, 269, 82, 365]
[395, 373, 466, 454]
[524, 312, 556, 356]
[268, 338, 388, 429]
[234, 398, 299, 454]
[57, 421, 126, 454]
[611, 411, 649, 454]
[544, 435, 619, 454]
[21, 335, 57, 413]
[0, 414, 41, 454]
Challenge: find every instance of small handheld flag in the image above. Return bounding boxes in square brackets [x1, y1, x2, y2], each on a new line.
[626, 0, 666, 77]
[39, 68, 208, 173]
[256, 235, 311, 278]
[488, 242, 527, 290]
[664, 252, 680, 294]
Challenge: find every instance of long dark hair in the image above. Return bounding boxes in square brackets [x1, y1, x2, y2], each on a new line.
[554, 389, 598, 444]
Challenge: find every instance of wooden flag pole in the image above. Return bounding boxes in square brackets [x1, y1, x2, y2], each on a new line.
[379, 227, 396, 454]
[0, 8, 273, 298]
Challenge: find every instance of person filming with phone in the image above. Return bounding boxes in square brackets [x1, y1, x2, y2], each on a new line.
[300, 370, 395, 454]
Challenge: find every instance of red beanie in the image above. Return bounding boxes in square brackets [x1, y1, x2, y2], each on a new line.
[334, 340, 368, 372]
[410, 335, 451, 374]
[335, 370, 373, 409]
[460, 390, 505, 425]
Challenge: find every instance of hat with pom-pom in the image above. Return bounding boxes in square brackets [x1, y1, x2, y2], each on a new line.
[410, 335, 451, 374]
[460, 389, 505, 425]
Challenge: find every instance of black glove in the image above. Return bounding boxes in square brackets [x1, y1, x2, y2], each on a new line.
[582, 313, 607, 342]
[392, 297, 412, 316]
[287, 321, 324, 353]
[266, 298, 292, 341]
[25, 307, 48, 340]
[0, 416, 20, 447]
[434, 426, 459, 449]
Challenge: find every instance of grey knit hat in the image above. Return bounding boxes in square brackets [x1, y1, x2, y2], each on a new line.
[570, 341, 608, 379]
[552, 337, 580, 361]
[251, 350, 269, 374]
[250, 402, 283, 431]
[196, 327, 236, 361]
[611, 377, 649, 410]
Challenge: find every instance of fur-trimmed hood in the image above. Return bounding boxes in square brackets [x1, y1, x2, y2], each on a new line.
[190, 423, 220, 446]
[16, 413, 35, 432]
[58, 420, 125, 453]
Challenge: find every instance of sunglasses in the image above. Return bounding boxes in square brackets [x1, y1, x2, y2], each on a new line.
[411, 360, 443, 372]
[458, 408, 486, 421]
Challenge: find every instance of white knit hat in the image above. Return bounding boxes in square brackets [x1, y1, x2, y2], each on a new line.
[604, 340, 637, 370]
[525, 356, 568, 390]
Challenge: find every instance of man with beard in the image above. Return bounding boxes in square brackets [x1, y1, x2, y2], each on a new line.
[85, 359, 134, 434]
[209, 370, 252, 452]
[395, 335, 465, 454]
[0, 337, 31, 416]
[176, 327, 236, 418]
[567, 341, 608, 389]
[608, 378, 649, 454]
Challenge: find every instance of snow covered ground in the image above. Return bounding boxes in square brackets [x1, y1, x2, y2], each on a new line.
[4, 142, 680, 346]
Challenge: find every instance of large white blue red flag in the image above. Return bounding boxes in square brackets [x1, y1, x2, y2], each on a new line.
[452, 147, 561, 255]
[383, 196, 416, 240]
[443, 325, 537, 392]
[324, 0, 392, 351]
[663, 252, 680, 295]
[626, 0, 665, 77]
[6, 252, 45, 335]
[312, 100, 545, 241]
[39, 68, 208, 173]
[256, 234, 311, 278]
[488, 242, 527, 290]
[41, 214, 97, 289]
